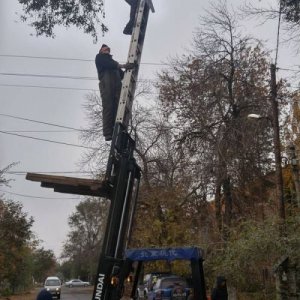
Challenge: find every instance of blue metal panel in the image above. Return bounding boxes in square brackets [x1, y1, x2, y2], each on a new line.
[125, 247, 203, 261]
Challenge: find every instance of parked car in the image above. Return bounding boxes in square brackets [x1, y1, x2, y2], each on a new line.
[44, 276, 61, 299]
[137, 272, 171, 299]
[65, 279, 91, 287]
[146, 275, 191, 300]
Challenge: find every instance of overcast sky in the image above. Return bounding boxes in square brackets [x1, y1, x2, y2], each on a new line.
[0, 0, 299, 258]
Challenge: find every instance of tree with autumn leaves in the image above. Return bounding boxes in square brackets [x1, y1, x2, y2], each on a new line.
[0, 166, 57, 296]
[60, 197, 109, 281]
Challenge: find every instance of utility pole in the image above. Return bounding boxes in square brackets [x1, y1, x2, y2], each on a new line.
[270, 63, 285, 220]
[288, 143, 300, 207]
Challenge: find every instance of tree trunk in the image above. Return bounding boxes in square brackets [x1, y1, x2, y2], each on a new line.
[214, 182, 222, 233]
[222, 176, 232, 240]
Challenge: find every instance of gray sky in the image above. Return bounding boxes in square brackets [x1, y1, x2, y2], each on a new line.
[0, 0, 299, 258]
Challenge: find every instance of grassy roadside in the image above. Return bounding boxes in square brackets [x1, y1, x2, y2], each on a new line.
[0, 288, 39, 300]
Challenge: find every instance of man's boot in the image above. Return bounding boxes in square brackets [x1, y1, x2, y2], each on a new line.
[123, 0, 138, 35]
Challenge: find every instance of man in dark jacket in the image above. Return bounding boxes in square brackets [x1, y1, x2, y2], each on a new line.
[123, 0, 138, 35]
[95, 44, 134, 141]
[36, 289, 53, 300]
[211, 276, 228, 300]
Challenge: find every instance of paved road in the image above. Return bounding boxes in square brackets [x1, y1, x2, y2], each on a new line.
[56, 286, 93, 300]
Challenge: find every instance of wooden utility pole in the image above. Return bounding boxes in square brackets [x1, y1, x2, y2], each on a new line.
[288, 144, 300, 207]
[270, 63, 285, 220]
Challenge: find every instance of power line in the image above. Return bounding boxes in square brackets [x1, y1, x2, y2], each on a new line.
[274, 0, 282, 66]
[0, 72, 157, 83]
[0, 72, 97, 81]
[0, 113, 102, 134]
[0, 83, 98, 92]
[0, 54, 168, 66]
[0, 83, 159, 95]
[7, 171, 93, 175]
[0, 189, 79, 200]
[278, 67, 300, 73]
[0, 113, 81, 131]
[0, 130, 97, 150]
[1, 54, 298, 71]
[2, 130, 77, 133]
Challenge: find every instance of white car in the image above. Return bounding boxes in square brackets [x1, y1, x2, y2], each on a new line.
[65, 279, 90, 287]
[44, 276, 61, 299]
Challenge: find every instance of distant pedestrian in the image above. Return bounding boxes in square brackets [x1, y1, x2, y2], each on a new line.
[211, 276, 228, 300]
[36, 288, 53, 300]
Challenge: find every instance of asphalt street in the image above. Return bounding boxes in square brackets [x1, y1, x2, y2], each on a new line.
[53, 286, 93, 300]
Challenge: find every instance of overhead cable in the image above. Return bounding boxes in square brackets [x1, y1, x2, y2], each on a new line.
[0, 113, 81, 131]
[0, 189, 80, 200]
[0, 54, 167, 66]
[0, 72, 156, 83]
[0, 130, 98, 150]
[0, 83, 98, 92]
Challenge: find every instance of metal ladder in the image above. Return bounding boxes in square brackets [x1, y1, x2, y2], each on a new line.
[116, 0, 155, 127]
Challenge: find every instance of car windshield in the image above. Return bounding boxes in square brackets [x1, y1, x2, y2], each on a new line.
[159, 278, 187, 289]
[45, 280, 60, 286]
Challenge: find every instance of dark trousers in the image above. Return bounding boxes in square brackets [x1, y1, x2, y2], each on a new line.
[125, 0, 138, 25]
[99, 74, 122, 138]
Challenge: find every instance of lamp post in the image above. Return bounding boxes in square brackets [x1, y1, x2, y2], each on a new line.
[270, 63, 285, 220]
[247, 64, 285, 220]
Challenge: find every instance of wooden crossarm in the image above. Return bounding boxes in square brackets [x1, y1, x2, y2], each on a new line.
[26, 173, 111, 198]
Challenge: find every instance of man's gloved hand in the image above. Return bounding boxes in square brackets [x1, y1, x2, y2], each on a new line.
[125, 62, 137, 70]
[119, 62, 137, 70]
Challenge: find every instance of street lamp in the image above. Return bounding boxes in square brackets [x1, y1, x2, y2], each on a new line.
[247, 114, 263, 119]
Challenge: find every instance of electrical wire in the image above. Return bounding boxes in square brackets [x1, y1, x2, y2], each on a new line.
[0, 72, 157, 83]
[278, 67, 300, 73]
[0, 113, 103, 135]
[2, 130, 77, 133]
[274, 0, 283, 66]
[0, 83, 98, 92]
[0, 72, 97, 81]
[0, 54, 168, 66]
[0, 130, 98, 150]
[0, 113, 81, 131]
[0, 189, 80, 200]
[7, 171, 93, 175]
[0, 83, 158, 95]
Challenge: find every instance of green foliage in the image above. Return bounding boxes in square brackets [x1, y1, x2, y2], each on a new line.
[17, 0, 108, 42]
[205, 215, 300, 294]
[132, 186, 204, 248]
[32, 247, 56, 283]
[61, 197, 109, 280]
[0, 199, 34, 294]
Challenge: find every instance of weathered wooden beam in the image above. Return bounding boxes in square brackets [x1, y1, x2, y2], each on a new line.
[26, 173, 111, 198]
